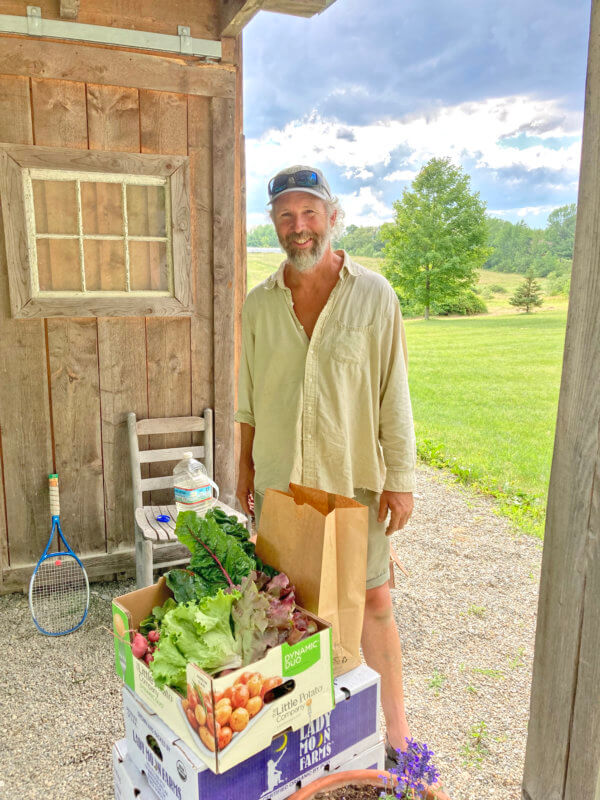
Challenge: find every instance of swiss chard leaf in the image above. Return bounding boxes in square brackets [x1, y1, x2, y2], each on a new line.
[166, 569, 209, 604]
[174, 511, 256, 597]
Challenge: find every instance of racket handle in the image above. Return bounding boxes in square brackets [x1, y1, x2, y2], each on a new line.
[49, 473, 60, 517]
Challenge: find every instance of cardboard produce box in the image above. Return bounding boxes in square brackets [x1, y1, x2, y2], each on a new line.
[115, 736, 384, 800]
[113, 578, 334, 774]
[122, 664, 381, 800]
[113, 738, 157, 800]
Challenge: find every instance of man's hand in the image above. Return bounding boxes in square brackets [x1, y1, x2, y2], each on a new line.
[378, 491, 414, 536]
[236, 462, 255, 518]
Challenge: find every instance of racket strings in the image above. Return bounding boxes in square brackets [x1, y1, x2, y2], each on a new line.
[30, 555, 88, 634]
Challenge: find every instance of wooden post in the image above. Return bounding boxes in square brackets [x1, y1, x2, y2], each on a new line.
[212, 95, 237, 506]
[522, 2, 600, 798]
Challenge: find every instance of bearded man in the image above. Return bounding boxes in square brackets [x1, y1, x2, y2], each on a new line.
[235, 165, 417, 764]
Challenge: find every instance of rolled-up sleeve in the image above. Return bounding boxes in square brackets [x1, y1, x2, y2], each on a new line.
[378, 291, 416, 492]
[234, 298, 256, 427]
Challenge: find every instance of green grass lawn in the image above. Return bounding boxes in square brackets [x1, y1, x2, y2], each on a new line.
[404, 311, 567, 536]
[246, 250, 568, 536]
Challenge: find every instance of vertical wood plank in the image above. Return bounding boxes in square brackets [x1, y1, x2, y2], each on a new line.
[31, 79, 88, 148]
[142, 92, 192, 503]
[0, 75, 33, 146]
[46, 317, 105, 555]
[211, 96, 236, 504]
[97, 318, 148, 551]
[89, 85, 149, 553]
[32, 78, 106, 556]
[188, 94, 214, 419]
[87, 85, 140, 153]
[522, 2, 600, 798]
[0, 75, 54, 573]
[140, 90, 188, 156]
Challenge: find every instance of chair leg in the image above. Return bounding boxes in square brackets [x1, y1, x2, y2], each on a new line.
[135, 529, 154, 588]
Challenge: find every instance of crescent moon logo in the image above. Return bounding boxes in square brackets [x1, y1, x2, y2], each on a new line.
[318, 732, 323, 747]
[275, 733, 288, 752]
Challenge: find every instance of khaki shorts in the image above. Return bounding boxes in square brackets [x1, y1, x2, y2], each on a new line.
[253, 487, 389, 591]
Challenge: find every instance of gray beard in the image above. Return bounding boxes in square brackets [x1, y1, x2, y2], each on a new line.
[281, 232, 330, 272]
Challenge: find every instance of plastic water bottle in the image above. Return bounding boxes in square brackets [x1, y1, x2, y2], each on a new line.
[173, 452, 219, 516]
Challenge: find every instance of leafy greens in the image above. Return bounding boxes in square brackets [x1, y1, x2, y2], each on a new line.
[166, 510, 275, 603]
[149, 589, 242, 694]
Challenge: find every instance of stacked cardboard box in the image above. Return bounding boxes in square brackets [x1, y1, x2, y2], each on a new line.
[111, 580, 384, 799]
[114, 664, 384, 800]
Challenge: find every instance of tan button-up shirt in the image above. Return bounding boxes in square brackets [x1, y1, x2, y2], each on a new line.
[234, 251, 416, 498]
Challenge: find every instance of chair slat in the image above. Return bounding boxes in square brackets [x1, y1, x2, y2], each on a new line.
[136, 416, 206, 435]
[138, 445, 205, 464]
[141, 475, 175, 492]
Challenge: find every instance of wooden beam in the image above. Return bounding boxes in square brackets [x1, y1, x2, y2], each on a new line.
[260, 0, 337, 17]
[0, 543, 192, 594]
[0, 36, 236, 99]
[522, 1, 600, 798]
[219, 0, 337, 34]
[220, 0, 262, 37]
[60, 0, 80, 19]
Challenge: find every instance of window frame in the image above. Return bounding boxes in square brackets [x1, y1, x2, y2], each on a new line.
[0, 142, 193, 318]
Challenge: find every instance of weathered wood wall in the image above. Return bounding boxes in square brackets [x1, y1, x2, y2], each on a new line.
[0, 4, 244, 592]
[522, 1, 600, 797]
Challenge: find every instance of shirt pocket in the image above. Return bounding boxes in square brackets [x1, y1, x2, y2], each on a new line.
[331, 320, 373, 365]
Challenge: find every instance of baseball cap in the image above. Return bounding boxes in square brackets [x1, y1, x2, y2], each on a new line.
[267, 165, 333, 204]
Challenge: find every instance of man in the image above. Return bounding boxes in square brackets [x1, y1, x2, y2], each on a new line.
[235, 165, 417, 763]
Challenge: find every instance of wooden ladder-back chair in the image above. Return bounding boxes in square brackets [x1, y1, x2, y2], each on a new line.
[128, 409, 246, 588]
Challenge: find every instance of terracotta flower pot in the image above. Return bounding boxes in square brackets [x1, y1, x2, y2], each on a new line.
[285, 768, 448, 800]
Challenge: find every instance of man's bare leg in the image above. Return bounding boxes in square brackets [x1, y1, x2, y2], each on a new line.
[361, 581, 410, 752]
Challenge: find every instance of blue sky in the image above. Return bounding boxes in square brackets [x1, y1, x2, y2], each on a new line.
[242, 0, 590, 231]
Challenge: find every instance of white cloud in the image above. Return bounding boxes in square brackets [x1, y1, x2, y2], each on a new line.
[489, 205, 557, 219]
[247, 210, 271, 229]
[336, 187, 394, 227]
[384, 170, 419, 182]
[245, 94, 582, 225]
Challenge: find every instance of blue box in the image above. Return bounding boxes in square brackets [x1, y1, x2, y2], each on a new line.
[123, 664, 381, 800]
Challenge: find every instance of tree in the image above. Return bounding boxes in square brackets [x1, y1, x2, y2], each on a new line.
[382, 158, 489, 319]
[544, 203, 577, 260]
[509, 274, 544, 313]
[483, 205, 576, 278]
[247, 223, 280, 248]
[333, 225, 384, 257]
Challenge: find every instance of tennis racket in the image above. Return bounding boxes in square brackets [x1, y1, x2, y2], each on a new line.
[28, 474, 89, 636]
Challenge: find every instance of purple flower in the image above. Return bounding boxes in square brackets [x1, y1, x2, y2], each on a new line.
[388, 738, 440, 798]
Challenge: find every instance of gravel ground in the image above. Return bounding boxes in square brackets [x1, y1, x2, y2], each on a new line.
[0, 464, 542, 800]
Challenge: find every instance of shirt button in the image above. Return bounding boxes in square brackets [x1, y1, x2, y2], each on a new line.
[307, 433, 312, 439]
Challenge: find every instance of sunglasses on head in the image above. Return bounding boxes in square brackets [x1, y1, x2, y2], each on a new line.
[268, 169, 321, 198]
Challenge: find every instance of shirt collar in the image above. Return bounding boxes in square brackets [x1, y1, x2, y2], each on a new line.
[264, 250, 358, 290]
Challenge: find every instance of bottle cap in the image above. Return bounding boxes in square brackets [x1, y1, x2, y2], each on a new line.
[183, 451, 193, 458]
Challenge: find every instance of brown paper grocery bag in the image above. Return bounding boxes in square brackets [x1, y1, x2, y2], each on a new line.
[255, 483, 369, 676]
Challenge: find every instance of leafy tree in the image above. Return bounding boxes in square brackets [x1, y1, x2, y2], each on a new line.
[483, 205, 576, 277]
[334, 225, 384, 257]
[382, 158, 489, 319]
[247, 224, 280, 248]
[509, 274, 544, 313]
[544, 204, 577, 260]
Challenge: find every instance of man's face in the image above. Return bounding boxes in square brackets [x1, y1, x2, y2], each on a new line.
[272, 191, 336, 271]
